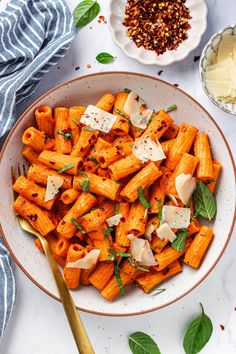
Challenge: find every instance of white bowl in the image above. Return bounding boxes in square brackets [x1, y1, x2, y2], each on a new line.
[0, 72, 235, 316]
[200, 24, 236, 115]
[108, 0, 208, 66]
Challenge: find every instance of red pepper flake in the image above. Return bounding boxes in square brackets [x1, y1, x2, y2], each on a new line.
[29, 214, 38, 221]
[173, 84, 179, 87]
[194, 55, 200, 62]
[123, 0, 191, 56]
[158, 70, 163, 76]
[98, 15, 107, 24]
[75, 66, 80, 71]
[220, 324, 225, 331]
[234, 307, 236, 311]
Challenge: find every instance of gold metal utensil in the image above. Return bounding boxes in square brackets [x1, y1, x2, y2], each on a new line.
[12, 166, 95, 354]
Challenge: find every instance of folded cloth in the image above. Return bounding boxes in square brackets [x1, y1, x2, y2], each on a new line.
[0, 0, 75, 339]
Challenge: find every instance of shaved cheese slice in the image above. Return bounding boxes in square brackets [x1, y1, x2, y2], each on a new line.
[162, 205, 191, 229]
[106, 214, 122, 227]
[156, 223, 177, 243]
[206, 80, 232, 98]
[144, 223, 156, 241]
[129, 235, 157, 266]
[217, 42, 233, 63]
[175, 173, 196, 205]
[45, 176, 63, 202]
[205, 68, 230, 81]
[80, 105, 117, 133]
[66, 250, 100, 269]
[124, 91, 153, 129]
[132, 137, 166, 162]
[167, 194, 179, 206]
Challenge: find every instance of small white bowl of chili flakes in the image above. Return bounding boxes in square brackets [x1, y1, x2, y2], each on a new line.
[108, 0, 207, 66]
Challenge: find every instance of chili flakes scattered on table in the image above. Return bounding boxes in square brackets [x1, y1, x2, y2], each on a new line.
[123, 0, 192, 56]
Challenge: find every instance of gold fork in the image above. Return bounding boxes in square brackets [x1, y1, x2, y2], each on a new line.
[12, 165, 95, 354]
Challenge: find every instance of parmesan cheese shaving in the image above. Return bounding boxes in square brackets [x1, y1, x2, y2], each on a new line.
[156, 223, 177, 243]
[124, 91, 153, 129]
[132, 137, 166, 162]
[66, 250, 100, 269]
[45, 176, 63, 202]
[167, 194, 179, 206]
[162, 205, 191, 229]
[175, 173, 196, 205]
[129, 235, 157, 266]
[130, 109, 153, 129]
[144, 223, 156, 242]
[106, 214, 122, 227]
[80, 105, 117, 133]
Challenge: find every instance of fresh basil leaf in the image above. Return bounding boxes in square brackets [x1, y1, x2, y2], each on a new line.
[186, 199, 191, 208]
[165, 104, 177, 113]
[128, 258, 150, 272]
[80, 180, 90, 192]
[114, 108, 130, 121]
[138, 187, 152, 209]
[70, 217, 86, 234]
[129, 332, 161, 354]
[56, 129, 72, 140]
[96, 52, 116, 64]
[109, 249, 131, 258]
[73, 0, 100, 28]
[193, 181, 217, 220]
[57, 164, 75, 174]
[183, 303, 213, 354]
[114, 262, 124, 296]
[106, 255, 115, 261]
[171, 229, 189, 252]
[82, 127, 95, 131]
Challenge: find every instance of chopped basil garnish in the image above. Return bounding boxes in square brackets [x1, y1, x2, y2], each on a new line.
[102, 227, 113, 245]
[57, 164, 75, 174]
[114, 262, 124, 296]
[115, 203, 120, 214]
[128, 257, 150, 272]
[114, 108, 130, 121]
[78, 171, 89, 177]
[80, 180, 90, 192]
[70, 217, 86, 234]
[152, 288, 166, 296]
[72, 117, 80, 125]
[56, 129, 72, 140]
[89, 156, 99, 166]
[165, 104, 177, 113]
[138, 187, 152, 209]
[158, 199, 162, 220]
[109, 249, 131, 258]
[82, 127, 95, 131]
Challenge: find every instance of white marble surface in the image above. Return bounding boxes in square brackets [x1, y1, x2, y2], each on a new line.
[1, 0, 236, 353]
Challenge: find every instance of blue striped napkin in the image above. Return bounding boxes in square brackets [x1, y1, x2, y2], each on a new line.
[0, 0, 75, 339]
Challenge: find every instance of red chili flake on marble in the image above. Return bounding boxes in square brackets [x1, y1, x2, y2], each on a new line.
[173, 84, 179, 87]
[158, 70, 163, 76]
[98, 15, 106, 24]
[220, 324, 225, 331]
[194, 55, 200, 62]
[75, 66, 80, 71]
[123, 0, 191, 56]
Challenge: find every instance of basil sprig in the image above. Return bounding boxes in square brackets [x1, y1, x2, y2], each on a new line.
[171, 229, 189, 252]
[129, 332, 161, 354]
[138, 187, 152, 209]
[193, 181, 216, 220]
[73, 0, 100, 28]
[183, 303, 213, 354]
[96, 52, 116, 64]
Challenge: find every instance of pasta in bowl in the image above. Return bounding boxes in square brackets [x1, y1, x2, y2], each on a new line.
[0, 72, 235, 315]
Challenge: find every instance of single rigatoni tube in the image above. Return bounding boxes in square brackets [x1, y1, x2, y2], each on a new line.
[149, 179, 166, 214]
[163, 124, 179, 139]
[166, 153, 199, 197]
[22, 146, 39, 164]
[95, 93, 116, 112]
[97, 146, 122, 168]
[194, 133, 214, 182]
[136, 260, 182, 293]
[120, 162, 162, 202]
[89, 261, 114, 290]
[151, 235, 168, 254]
[34, 106, 54, 137]
[68, 106, 86, 144]
[142, 110, 173, 140]
[22, 127, 46, 152]
[101, 259, 143, 301]
[54, 107, 72, 154]
[127, 199, 148, 236]
[108, 154, 143, 180]
[64, 244, 86, 289]
[57, 192, 97, 238]
[73, 173, 121, 200]
[55, 238, 71, 257]
[115, 202, 131, 247]
[28, 163, 72, 189]
[60, 188, 80, 205]
[38, 150, 83, 175]
[165, 123, 198, 171]
[184, 226, 213, 268]
[12, 175, 55, 210]
[13, 196, 55, 236]
[79, 209, 107, 233]
[71, 128, 99, 158]
[111, 92, 130, 135]
[207, 160, 222, 193]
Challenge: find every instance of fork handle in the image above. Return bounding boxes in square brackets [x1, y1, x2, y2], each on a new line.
[39, 236, 95, 354]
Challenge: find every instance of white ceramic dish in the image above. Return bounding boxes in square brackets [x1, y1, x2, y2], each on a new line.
[0, 72, 235, 316]
[108, 0, 208, 66]
[200, 24, 236, 115]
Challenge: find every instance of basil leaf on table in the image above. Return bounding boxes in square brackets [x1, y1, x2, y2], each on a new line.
[73, 0, 100, 28]
[183, 303, 213, 354]
[129, 332, 161, 354]
[96, 52, 116, 64]
[193, 181, 217, 220]
[171, 229, 189, 252]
